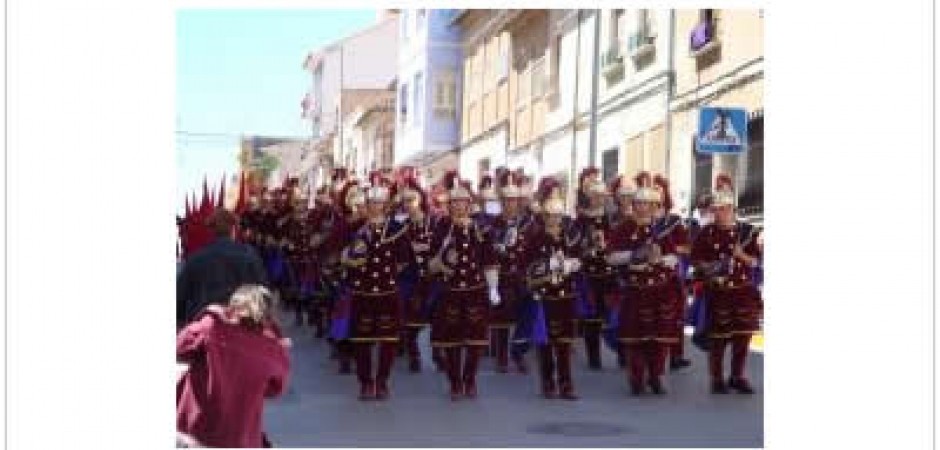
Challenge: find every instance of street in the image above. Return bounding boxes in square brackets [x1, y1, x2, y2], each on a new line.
[263, 317, 763, 448]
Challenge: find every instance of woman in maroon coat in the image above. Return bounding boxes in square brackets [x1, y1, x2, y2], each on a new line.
[177, 285, 291, 448]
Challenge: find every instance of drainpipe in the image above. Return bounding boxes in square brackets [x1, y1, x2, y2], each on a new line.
[662, 10, 678, 209]
[588, 9, 601, 167]
[569, 10, 582, 211]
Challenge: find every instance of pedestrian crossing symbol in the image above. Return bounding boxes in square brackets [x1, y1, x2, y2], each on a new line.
[696, 107, 748, 154]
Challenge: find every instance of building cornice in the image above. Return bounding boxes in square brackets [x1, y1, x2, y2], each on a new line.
[671, 57, 764, 112]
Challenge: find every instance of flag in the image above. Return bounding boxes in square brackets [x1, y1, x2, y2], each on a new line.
[217, 173, 226, 210]
[235, 172, 248, 214]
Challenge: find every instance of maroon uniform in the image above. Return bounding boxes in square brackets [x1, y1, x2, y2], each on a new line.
[524, 220, 582, 398]
[606, 218, 682, 394]
[487, 213, 535, 372]
[690, 221, 762, 392]
[658, 213, 693, 366]
[429, 215, 499, 398]
[399, 212, 441, 371]
[344, 216, 412, 398]
[574, 208, 614, 369]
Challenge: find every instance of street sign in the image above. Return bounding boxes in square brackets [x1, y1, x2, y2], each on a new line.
[696, 107, 748, 154]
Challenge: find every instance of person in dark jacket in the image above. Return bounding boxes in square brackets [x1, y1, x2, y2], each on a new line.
[177, 209, 269, 329]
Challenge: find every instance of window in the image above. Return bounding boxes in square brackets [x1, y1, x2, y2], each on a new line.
[518, 60, 531, 105]
[739, 115, 764, 216]
[700, 9, 715, 23]
[400, 10, 409, 40]
[636, 9, 651, 37]
[531, 57, 548, 99]
[497, 36, 509, 82]
[471, 49, 483, 98]
[478, 157, 490, 176]
[413, 72, 424, 127]
[601, 148, 619, 182]
[691, 9, 718, 52]
[417, 9, 427, 31]
[399, 84, 409, 125]
[611, 9, 626, 44]
[549, 34, 562, 95]
[434, 69, 457, 117]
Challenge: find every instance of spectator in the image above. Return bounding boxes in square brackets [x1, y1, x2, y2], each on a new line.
[177, 285, 290, 448]
[177, 209, 269, 329]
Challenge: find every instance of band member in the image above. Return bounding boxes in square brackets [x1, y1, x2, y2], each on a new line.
[428, 171, 500, 401]
[690, 175, 762, 394]
[286, 193, 314, 327]
[574, 167, 614, 370]
[342, 174, 412, 400]
[605, 172, 682, 396]
[524, 177, 582, 399]
[487, 168, 532, 374]
[329, 175, 367, 375]
[396, 174, 439, 373]
[476, 174, 500, 360]
[304, 186, 338, 338]
[652, 175, 693, 371]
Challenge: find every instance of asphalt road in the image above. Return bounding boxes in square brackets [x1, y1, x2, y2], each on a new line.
[263, 319, 763, 448]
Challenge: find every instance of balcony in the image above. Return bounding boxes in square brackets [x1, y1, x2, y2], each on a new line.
[601, 42, 625, 81]
[627, 30, 655, 63]
[690, 20, 720, 58]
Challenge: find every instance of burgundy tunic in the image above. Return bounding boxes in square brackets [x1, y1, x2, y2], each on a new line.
[402, 214, 439, 327]
[606, 219, 682, 344]
[177, 309, 290, 448]
[345, 217, 412, 342]
[429, 216, 499, 347]
[487, 214, 535, 327]
[690, 222, 763, 338]
[574, 210, 616, 324]
[523, 224, 581, 343]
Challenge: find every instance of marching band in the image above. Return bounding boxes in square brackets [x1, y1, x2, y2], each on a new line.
[201, 165, 763, 401]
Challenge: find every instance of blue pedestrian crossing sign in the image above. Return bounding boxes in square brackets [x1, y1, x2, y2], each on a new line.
[696, 107, 748, 154]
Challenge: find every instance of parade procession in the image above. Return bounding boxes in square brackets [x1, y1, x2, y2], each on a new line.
[176, 165, 764, 405]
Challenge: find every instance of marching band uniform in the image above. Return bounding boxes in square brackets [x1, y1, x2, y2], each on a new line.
[330, 177, 367, 375]
[343, 177, 412, 401]
[303, 186, 338, 338]
[652, 175, 694, 371]
[475, 175, 501, 360]
[605, 173, 682, 395]
[573, 168, 615, 370]
[601, 175, 638, 368]
[524, 178, 582, 400]
[483, 171, 530, 373]
[429, 172, 500, 400]
[396, 175, 439, 373]
[285, 197, 313, 327]
[690, 175, 762, 394]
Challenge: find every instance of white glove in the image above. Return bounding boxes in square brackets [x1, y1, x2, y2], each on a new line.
[488, 287, 502, 306]
[605, 250, 633, 266]
[549, 257, 562, 272]
[661, 254, 679, 269]
[562, 258, 581, 275]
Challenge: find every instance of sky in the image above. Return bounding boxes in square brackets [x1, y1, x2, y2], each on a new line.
[176, 9, 377, 215]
